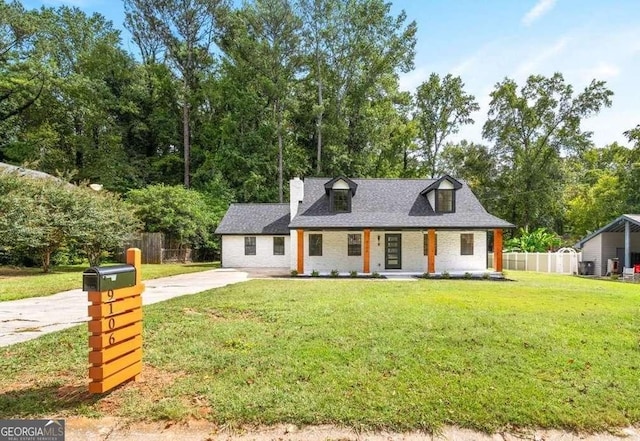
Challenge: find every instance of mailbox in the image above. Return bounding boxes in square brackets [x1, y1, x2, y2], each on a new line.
[83, 264, 137, 292]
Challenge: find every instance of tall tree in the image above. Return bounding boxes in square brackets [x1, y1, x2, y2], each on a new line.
[298, 0, 336, 174]
[1, 6, 143, 191]
[0, 1, 45, 127]
[561, 142, 640, 238]
[482, 73, 613, 229]
[294, 0, 416, 178]
[413, 73, 479, 178]
[439, 140, 498, 211]
[124, 0, 228, 188]
[222, 0, 302, 202]
[331, 0, 416, 170]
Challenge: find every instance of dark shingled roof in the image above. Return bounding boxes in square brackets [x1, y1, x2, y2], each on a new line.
[288, 178, 514, 229]
[575, 214, 640, 248]
[215, 203, 290, 235]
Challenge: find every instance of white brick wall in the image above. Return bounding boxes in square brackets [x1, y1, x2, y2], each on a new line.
[291, 229, 488, 274]
[221, 235, 290, 268]
[433, 230, 487, 272]
[304, 231, 363, 273]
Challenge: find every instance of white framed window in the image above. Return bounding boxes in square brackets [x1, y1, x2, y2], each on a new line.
[244, 236, 256, 255]
[348, 234, 361, 256]
[309, 234, 323, 256]
[273, 237, 285, 255]
[461, 233, 474, 255]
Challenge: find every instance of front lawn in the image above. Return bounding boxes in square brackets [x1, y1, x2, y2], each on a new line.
[1, 273, 639, 432]
[0, 262, 219, 301]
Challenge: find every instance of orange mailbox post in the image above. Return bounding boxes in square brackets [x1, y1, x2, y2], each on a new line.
[83, 248, 145, 394]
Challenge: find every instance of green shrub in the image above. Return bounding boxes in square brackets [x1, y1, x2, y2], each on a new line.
[441, 271, 450, 279]
[311, 270, 319, 277]
[127, 184, 219, 253]
[349, 270, 358, 278]
[504, 226, 562, 252]
[422, 272, 431, 279]
[464, 272, 472, 279]
[330, 269, 339, 277]
[290, 269, 298, 277]
[371, 271, 381, 278]
[482, 272, 490, 280]
[0, 173, 139, 272]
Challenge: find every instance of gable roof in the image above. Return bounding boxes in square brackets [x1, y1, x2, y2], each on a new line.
[289, 178, 513, 229]
[576, 214, 640, 248]
[324, 176, 358, 195]
[215, 203, 290, 235]
[420, 174, 462, 195]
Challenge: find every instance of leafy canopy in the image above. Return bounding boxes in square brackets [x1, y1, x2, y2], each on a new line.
[126, 184, 218, 249]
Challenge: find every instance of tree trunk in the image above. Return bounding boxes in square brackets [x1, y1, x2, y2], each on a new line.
[183, 39, 193, 189]
[42, 250, 51, 273]
[277, 99, 284, 203]
[316, 52, 323, 175]
[183, 84, 190, 189]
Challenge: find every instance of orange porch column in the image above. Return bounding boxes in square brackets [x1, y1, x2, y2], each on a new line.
[494, 229, 503, 272]
[297, 229, 304, 274]
[427, 228, 436, 273]
[363, 229, 371, 273]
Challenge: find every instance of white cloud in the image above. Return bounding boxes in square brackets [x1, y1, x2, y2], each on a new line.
[580, 62, 621, 82]
[512, 36, 569, 79]
[451, 54, 481, 77]
[522, 0, 557, 26]
[405, 18, 640, 149]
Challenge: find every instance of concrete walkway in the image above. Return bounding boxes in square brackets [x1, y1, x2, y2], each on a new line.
[0, 269, 249, 347]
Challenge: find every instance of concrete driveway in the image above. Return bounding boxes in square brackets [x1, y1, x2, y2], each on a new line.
[0, 269, 249, 347]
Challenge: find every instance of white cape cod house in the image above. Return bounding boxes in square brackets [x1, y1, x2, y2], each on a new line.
[215, 176, 514, 275]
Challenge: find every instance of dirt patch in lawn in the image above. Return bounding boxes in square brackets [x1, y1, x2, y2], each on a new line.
[64, 418, 640, 441]
[95, 365, 186, 415]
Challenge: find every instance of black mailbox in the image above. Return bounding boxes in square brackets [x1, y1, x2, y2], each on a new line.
[83, 265, 137, 292]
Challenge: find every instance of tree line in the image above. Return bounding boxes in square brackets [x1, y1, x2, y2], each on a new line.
[2, 0, 639, 247]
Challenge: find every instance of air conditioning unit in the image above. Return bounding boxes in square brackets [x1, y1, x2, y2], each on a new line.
[607, 258, 619, 275]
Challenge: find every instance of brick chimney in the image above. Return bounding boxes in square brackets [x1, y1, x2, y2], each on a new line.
[289, 177, 304, 220]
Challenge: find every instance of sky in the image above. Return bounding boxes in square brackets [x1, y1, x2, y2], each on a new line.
[20, 0, 640, 148]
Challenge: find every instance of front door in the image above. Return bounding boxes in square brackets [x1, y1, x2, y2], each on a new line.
[385, 234, 402, 269]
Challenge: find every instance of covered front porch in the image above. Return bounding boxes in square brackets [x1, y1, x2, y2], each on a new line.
[291, 228, 505, 275]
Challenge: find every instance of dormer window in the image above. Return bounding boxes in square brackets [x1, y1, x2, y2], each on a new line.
[436, 189, 454, 213]
[332, 189, 350, 212]
[420, 174, 462, 214]
[324, 176, 357, 214]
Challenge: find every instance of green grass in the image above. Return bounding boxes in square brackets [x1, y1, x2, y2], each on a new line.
[1, 272, 640, 433]
[0, 262, 219, 301]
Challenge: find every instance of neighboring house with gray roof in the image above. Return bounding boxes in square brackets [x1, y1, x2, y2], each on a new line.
[215, 176, 514, 274]
[575, 214, 640, 276]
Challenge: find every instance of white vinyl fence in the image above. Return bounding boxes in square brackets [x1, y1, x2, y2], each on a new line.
[488, 249, 582, 274]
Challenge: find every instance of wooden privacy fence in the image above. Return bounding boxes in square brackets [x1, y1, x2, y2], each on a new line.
[121, 233, 193, 264]
[123, 233, 164, 264]
[161, 248, 192, 263]
[488, 250, 582, 274]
